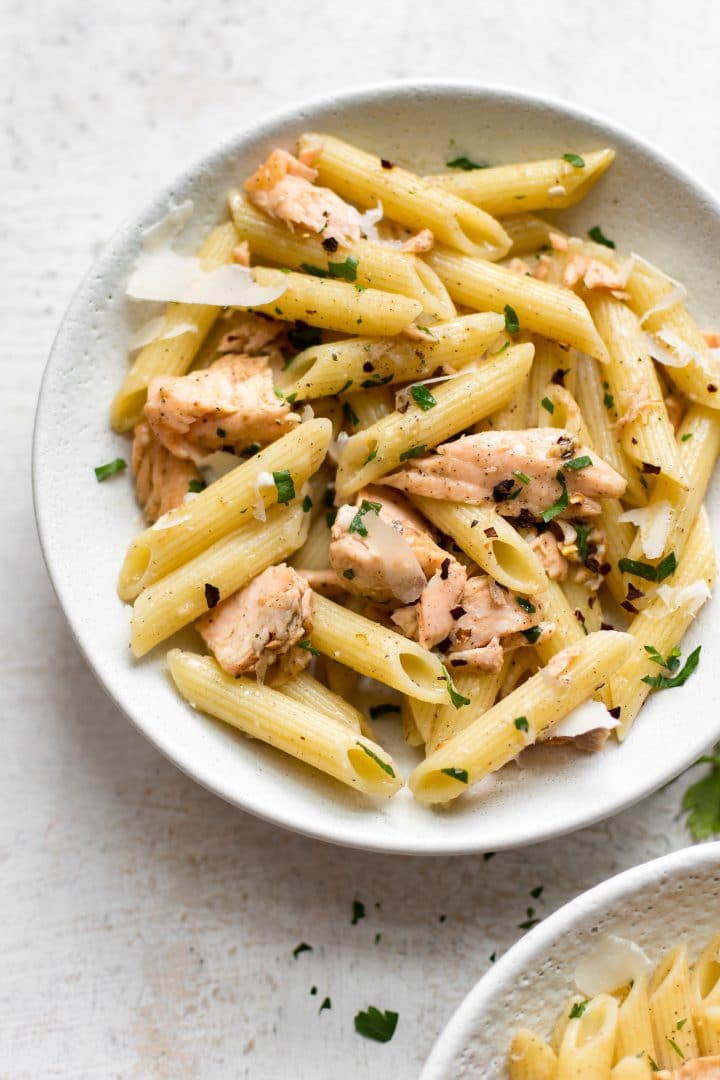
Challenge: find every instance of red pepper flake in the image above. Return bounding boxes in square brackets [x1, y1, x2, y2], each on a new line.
[483, 526, 497, 537]
[626, 583, 645, 601]
[551, 368, 570, 386]
[204, 583, 220, 608]
[440, 558, 450, 580]
[641, 462, 661, 475]
[600, 621, 615, 631]
[322, 236, 339, 252]
[450, 606, 466, 619]
[608, 706, 621, 720]
[621, 599, 639, 614]
[381, 158, 394, 169]
[708, 384, 718, 393]
[362, 361, 374, 372]
[574, 609, 586, 624]
[449, 657, 467, 666]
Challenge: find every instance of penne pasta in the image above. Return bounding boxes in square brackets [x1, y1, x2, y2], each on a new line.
[502, 213, 558, 257]
[648, 945, 700, 1069]
[277, 670, 364, 732]
[614, 976, 656, 1064]
[692, 932, 720, 1055]
[426, 664, 506, 755]
[508, 1029, 558, 1080]
[556, 993, 618, 1080]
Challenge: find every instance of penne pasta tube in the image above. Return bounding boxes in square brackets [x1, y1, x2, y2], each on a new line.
[410, 630, 633, 803]
[345, 385, 394, 430]
[428, 150, 615, 216]
[502, 213, 559, 256]
[614, 976, 656, 1064]
[427, 664, 506, 755]
[110, 222, 239, 432]
[648, 945, 700, 1069]
[426, 247, 610, 362]
[277, 671, 363, 733]
[334, 343, 534, 496]
[508, 1029, 558, 1080]
[556, 993, 619, 1080]
[279, 312, 504, 399]
[599, 498, 635, 607]
[167, 650, 402, 796]
[118, 418, 332, 601]
[587, 295, 687, 488]
[561, 575, 602, 634]
[290, 512, 332, 571]
[407, 698, 438, 745]
[298, 132, 511, 259]
[610, 1058, 653, 1080]
[609, 509, 715, 738]
[247, 267, 422, 336]
[309, 594, 448, 704]
[130, 502, 308, 656]
[626, 260, 720, 409]
[692, 932, 720, 1055]
[228, 190, 455, 319]
[410, 496, 545, 595]
[528, 336, 578, 404]
[401, 697, 425, 747]
[535, 578, 587, 663]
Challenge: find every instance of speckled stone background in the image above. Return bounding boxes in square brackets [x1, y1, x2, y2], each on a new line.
[4, 2, 720, 1077]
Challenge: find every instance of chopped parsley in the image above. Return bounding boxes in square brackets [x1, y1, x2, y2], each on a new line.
[399, 443, 426, 461]
[410, 384, 437, 411]
[522, 626, 542, 644]
[504, 303, 520, 335]
[642, 646, 701, 690]
[441, 665, 471, 709]
[351, 900, 366, 925]
[540, 471, 569, 523]
[603, 381, 615, 409]
[292, 942, 312, 958]
[343, 568, 355, 580]
[204, 583, 220, 609]
[681, 432, 693, 442]
[325, 508, 337, 529]
[676, 1018, 688, 1031]
[682, 744, 720, 839]
[569, 1000, 589, 1019]
[588, 225, 615, 249]
[574, 522, 591, 564]
[94, 458, 127, 482]
[518, 907, 540, 930]
[338, 379, 353, 393]
[356, 742, 396, 778]
[364, 448, 378, 465]
[298, 640, 320, 656]
[374, 932, 382, 944]
[188, 478, 206, 493]
[513, 470, 531, 485]
[216, 427, 226, 438]
[348, 499, 381, 537]
[644, 644, 680, 669]
[564, 455, 592, 471]
[563, 152, 585, 168]
[514, 716, 529, 733]
[515, 597, 536, 613]
[288, 321, 322, 351]
[244, 442, 261, 456]
[541, 396, 554, 415]
[440, 767, 469, 784]
[354, 1006, 399, 1043]
[369, 703, 401, 718]
[483, 852, 495, 861]
[360, 373, 393, 389]
[618, 552, 677, 582]
[530, 885, 544, 900]
[446, 155, 489, 170]
[343, 400, 360, 427]
[273, 470, 295, 504]
[319, 997, 332, 1013]
[302, 494, 313, 513]
[300, 255, 359, 282]
[667, 1036, 685, 1060]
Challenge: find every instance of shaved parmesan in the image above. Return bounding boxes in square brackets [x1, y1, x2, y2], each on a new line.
[362, 510, 426, 603]
[328, 430, 349, 465]
[618, 501, 672, 560]
[541, 699, 619, 741]
[630, 252, 687, 293]
[656, 579, 711, 615]
[128, 315, 199, 352]
[127, 201, 285, 307]
[548, 184, 567, 197]
[300, 404, 315, 423]
[574, 936, 652, 996]
[198, 451, 241, 486]
[643, 330, 692, 369]
[357, 201, 384, 241]
[654, 326, 709, 369]
[638, 283, 688, 326]
[252, 470, 275, 522]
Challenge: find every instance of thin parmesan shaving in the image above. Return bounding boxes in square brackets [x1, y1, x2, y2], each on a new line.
[363, 510, 426, 603]
[252, 470, 275, 522]
[656, 579, 711, 615]
[638, 283, 688, 326]
[575, 936, 653, 996]
[128, 315, 199, 352]
[618, 501, 672, 560]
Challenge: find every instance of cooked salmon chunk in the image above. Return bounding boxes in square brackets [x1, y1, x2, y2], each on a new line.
[657, 1058, 720, 1080]
[381, 429, 626, 519]
[196, 564, 315, 681]
[217, 310, 290, 359]
[144, 354, 299, 464]
[131, 420, 199, 524]
[245, 148, 363, 247]
[448, 575, 539, 655]
[417, 559, 467, 650]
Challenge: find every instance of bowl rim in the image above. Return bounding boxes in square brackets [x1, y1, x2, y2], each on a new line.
[421, 839, 720, 1078]
[32, 79, 720, 856]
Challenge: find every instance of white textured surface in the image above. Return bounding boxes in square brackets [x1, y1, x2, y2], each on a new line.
[4, 3, 720, 1077]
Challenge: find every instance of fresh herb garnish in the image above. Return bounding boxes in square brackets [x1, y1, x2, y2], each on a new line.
[356, 742, 395, 778]
[399, 444, 426, 461]
[569, 1000, 589, 1019]
[522, 626, 542, 644]
[94, 458, 127, 482]
[354, 1006, 399, 1043]
[644, 644, 681, 670]
[188, 478, 206, 493]
[530, 886, 544, 900]
[676, 1018, 688, 1030]
[352, 900, 366, 925]
[441, 767, 469, 784]
[360, 373, 393, 389]
[516, 597, 536, 613]
[348, 499, 381, 537]
[563, 152, 585, 168]
[298, 640, 320, 656]
[574, 522, 590, 564]
[588, 225, 615, 249]
[514, 716, 529, 733]
[293, 942, 312, 958]
[446, 155, 489, 171]
[343, 400, 360, 427]
[338, 379, 353, 394]
[441, 665, 471, 709]
[273, 470, 295, 504]
[300, 255, 359, 282]
[364, 448, 378, 465]
[513, 470, 531, 485]
[541, 471, 569, 523]
[541, 396, 554, 415]
[504, 303, 520, 335]
[244, 442, 261, 456]
[681, 432, 693, 442]
[642, 646, 701, 690]
[325, 508, 337, 529]
[288, 321, 322, 351]
[603, 381, 615, 409]
[374, 932, 382, 944]
[204, 583, 220, 609]
[518, 907, 540, 930]
[667, 1037, 685, 1061]
[319, 997, 332, 1013]
[564, 455, 592, 471]
[302, 494, 313, 513]
[343, 568, 355, 580]
[369, 703, 401, 718]
[683, 744, 720, 839]
[410, 384, 437, 411]
[618, 552, 677, 582]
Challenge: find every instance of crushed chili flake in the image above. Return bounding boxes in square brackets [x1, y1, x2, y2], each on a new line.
[641, 462, 661, 475]
[608, 706, 621, 720]
[440, 558, 450, 580]
[450, 606, 466, 619]
[204, 583, 220, 609]
[322, 236, 339, 252]
[381, 158, 394, 169]
[484, 526, 497, 537]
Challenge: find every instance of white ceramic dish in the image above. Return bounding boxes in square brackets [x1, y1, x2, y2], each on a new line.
[422, 840, 720, 1077]
[33, 82, 720, 855]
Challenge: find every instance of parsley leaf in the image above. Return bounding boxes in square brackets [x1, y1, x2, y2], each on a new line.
[541, 471, 569, 523]
[319, 996, 332, 1013]
[569, 1000, 589, 1019]
[563, 152, 585, 168]
[348, 499, 381, 537]
[300, 256, 359, 282]
[298, 640, 320, 656]
[522, 626, 542, 644]
[94, 458, 127, 482]
[293, 942, 312, 958]
[410, 384, 437, 411]
[602, 381, 615, 409]
[352, 900, 366, 925]
[514, 716, 529, 733]
[441, 767, 469, 784]
[441, 665, 471, 709]
[288, 322, 322, 351]
[188, 478, 206, 493]
[667, 1036, 685, 1060]
[356, 742, 396, 778]
[399, 444, 426, 461]
[564, 455, 592, 471]
[354, 1006, 399, 1043]
[515, 597, 536, 613]
[541, 396, 554, 415]
[513, 470, 531, 485]
[302, 494, 313, 513]
[619, 553, 677, 582]
[642, 646, 701, 690]
[588, 225, 615, 249]
[273, 470, 295, 505]
[574, 522, 590, 564]
[360, 373, 394, 389]
[343, 400, 360, 427]
[446, 155, 489, 171]
[504, 303, 520, 334]
[683, 745, 720, 839]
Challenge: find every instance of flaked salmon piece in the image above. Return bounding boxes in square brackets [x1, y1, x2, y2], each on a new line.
[144, 354, 299, 464]
[402, 228, 434, 254]
[390, 603, 419, 639]
[509, 257, 531, 275]
[244, 148, 362, 247]
[529, 531, 569, 581]
[549, 231, 568, 252]
[533, 253, 552, 281]
[703, 331, 720, 348]
[295, 568, 348, 597]
[328, 502, 426, 604]
[196, 564, 314, 680]
[564, 253, 633, 292]
[418, 559, 467, 649]
[657, 1057, 720, 1080]
[217, 311, 290, 357]
[615, 380, 662, 431]
[131, 420, 199, 524]
[232, 241, 250, 266]
[448, 575, 539, 654]
[445, 638, 505, 672]
[381, 429, 626, 520]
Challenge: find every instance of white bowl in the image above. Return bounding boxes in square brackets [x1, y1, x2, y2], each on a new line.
[33, 82, 720, 855]
[422, 840, 720, 1077]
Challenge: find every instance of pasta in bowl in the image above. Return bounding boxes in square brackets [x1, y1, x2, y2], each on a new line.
[33, 84, 720, 852]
